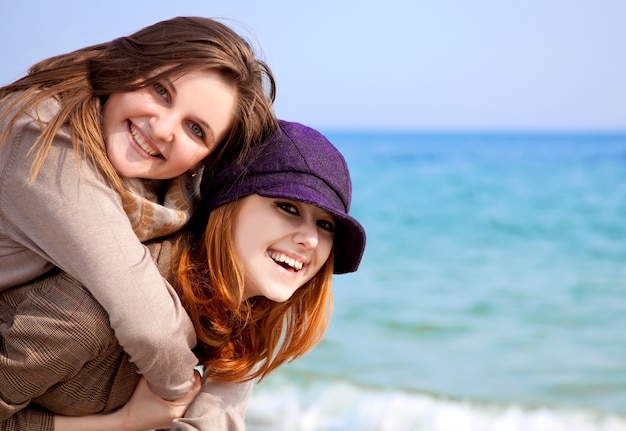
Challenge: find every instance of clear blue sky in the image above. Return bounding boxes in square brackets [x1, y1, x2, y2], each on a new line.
[2, 0, 625, 132]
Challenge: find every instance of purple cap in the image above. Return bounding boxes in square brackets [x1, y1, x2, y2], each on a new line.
[199, 120, 366, 274]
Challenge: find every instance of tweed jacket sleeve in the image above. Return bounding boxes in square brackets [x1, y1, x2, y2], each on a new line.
[0, 98, 197, 400]
[0, 270, 138, 431]
[0, 407, 53, 431]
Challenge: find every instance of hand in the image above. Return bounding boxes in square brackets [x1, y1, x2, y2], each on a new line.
[118, 372, 202, 430]
[54, 372, 201, 431]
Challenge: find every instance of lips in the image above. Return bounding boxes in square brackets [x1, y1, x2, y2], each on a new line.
[129, 122, 161, 157]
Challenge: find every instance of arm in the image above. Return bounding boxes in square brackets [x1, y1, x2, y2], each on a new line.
[0, 103, 197, 399]
[54, 376, 201, 431]
[169, 378, 254, 431]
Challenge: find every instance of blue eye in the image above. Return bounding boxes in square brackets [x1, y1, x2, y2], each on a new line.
[189, 122, 204, 139]
[153, 83, 169, 100]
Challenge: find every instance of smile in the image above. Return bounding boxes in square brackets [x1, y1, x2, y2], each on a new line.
[129, 122, 161, 157]
[269, 251, 304, 272]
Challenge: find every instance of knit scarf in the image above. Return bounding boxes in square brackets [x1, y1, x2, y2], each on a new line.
[121, 173, 197, 242]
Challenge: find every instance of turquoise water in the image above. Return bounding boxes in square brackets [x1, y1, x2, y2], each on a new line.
[246, 132, 626, 430]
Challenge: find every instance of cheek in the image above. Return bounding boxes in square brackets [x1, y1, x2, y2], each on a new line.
[174, 147, 209, 170]
[100, 94, 128, 138]
[191, 146, 213, 165]
[232, 213, 259, 255]
[317, 237, 334, 267]
[100, 102, 114, 135]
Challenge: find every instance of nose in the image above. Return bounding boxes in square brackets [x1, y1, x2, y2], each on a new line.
[293, 220, 319, 250]
[149, 111, 177, 143]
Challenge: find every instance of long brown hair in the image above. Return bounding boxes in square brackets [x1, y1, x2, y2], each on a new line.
[0, 16, 277, 192]
[173, 201, 334, 382]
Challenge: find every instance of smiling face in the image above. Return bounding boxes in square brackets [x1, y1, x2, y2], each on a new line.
[101, 71, 238, 180]
[233, 194, 335, 302]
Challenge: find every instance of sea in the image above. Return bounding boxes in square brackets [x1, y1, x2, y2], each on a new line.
[245, 131, 626, 431]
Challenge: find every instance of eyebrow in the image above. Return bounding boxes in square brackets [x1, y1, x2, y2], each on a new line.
[165, 77, 216, 143]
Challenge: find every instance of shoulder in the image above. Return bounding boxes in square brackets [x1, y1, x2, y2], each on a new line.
[0, 92, 62, 124]
[0, 93, 71, 152]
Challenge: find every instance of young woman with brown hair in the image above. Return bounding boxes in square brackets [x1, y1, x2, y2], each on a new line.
[0, 16, 277, 404]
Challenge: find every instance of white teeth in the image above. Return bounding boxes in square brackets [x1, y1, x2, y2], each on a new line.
[269, 251, 304, 272]
[129, 123, 160, 156]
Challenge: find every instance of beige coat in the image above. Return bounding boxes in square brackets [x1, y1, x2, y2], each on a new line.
[0, 97, 197, 400]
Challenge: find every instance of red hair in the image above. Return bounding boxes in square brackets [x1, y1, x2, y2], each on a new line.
[173, 201, 334, 382]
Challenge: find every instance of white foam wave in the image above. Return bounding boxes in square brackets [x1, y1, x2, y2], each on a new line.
[246, 377, 626, 431]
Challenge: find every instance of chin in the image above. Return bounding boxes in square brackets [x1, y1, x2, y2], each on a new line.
[264, 290, 296, 303]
